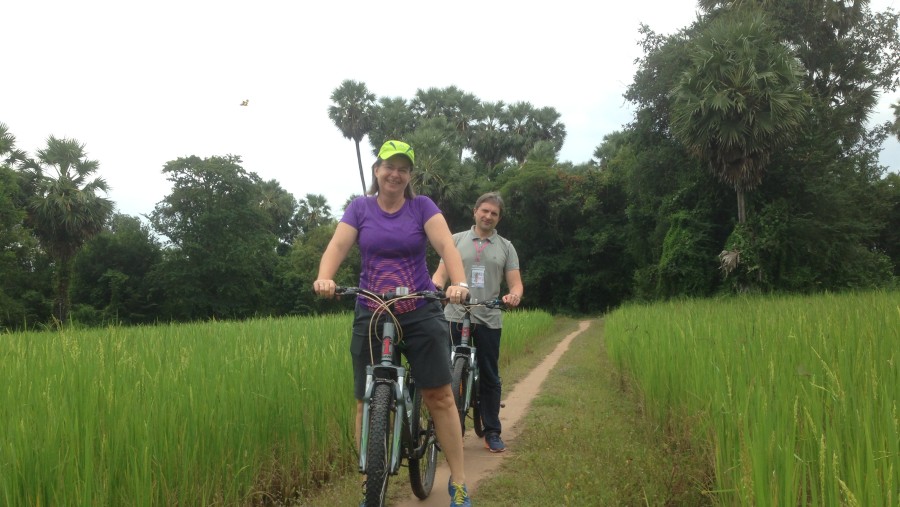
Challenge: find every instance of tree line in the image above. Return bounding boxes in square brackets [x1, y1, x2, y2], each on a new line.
[2, 0, 899, 331]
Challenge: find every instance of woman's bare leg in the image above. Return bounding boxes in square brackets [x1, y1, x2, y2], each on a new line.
[422, 384, 466, 484]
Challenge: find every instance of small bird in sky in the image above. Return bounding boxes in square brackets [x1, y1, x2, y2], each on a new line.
[240, 99, 249, 106]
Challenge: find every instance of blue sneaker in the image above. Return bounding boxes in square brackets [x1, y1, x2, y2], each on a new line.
[484, 433, 506, 453]
[449, 480, 472, 506]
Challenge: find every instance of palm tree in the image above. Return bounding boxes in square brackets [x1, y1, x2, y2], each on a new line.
[328, 80, 376, 194]
[529, 106, 567, 154]
[26, 136, 113, 324]
[406, 119, 477, 229]
[411, 86, 481, 162]
[0, 122, 29, 167]
[294, 193, 333, 236]
[0, 123, 15, 160]
[449, 90, 481, 162]
[409, 86, 444, 119]
[670, 10, 807, 223]
[368, 97, 416, 154]
[504, 102, 536, 164]
[471, 101, 510, 173]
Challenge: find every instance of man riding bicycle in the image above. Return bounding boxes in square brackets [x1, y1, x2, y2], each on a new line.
[432, 192, 524, 453]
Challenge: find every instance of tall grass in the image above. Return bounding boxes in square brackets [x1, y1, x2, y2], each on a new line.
[604, 290, 900, 506]
[0, 309, 553, 506]
[1, 315, 354, 506]
[498, 309, 557, 371]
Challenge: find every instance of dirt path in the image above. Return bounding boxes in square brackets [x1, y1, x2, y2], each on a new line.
[395, 320, 592, 507]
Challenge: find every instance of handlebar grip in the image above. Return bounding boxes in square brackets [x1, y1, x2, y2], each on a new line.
[439, 291, 471, 302]
[484, 299, 506, 309]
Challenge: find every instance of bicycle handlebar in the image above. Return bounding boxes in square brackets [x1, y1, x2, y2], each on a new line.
[333, 286, 506, 310]
[462, 298, 505, 310]
[334, 285, 506, 310]
[335, 286, 446, 302]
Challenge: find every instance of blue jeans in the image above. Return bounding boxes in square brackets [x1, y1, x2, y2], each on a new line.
[450, 322, 503, 436]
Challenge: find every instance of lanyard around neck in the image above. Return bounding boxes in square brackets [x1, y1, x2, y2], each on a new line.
[473, 237, 490, 263]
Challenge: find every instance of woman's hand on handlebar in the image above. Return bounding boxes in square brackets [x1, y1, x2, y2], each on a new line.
[313, 279, 337, 298]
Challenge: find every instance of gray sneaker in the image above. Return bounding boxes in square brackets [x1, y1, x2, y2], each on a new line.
[484, 433, 506, 453]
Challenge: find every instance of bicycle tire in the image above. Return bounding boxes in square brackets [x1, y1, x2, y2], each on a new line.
[407, 381, 437, 499]
[472, 376, 485, 438]
[450, 355, 469, 436]
[364, 382, 393, 507]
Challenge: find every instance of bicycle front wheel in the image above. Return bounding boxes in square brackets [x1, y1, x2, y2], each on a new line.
[472, 375, 485, 438]
[450, 356, 470, 436]
[407, 381, 437, 499]
[364, 382, 394, 507]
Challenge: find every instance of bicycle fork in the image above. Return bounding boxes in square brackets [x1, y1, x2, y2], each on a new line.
[359, 322, 412, 475]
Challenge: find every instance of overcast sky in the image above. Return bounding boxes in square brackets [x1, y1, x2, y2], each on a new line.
[4, 0, 898, 218]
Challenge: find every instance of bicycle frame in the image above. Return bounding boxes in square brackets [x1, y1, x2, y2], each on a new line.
[449, 298, 503, 435]
[333, 286, 442, 504]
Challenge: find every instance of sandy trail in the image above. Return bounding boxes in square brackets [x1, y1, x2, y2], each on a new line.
[395, 320, 592, 507]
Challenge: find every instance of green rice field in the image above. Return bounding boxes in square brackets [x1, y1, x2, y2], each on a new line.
[605, 290, 900, 506]
[0, 310, 555, 506]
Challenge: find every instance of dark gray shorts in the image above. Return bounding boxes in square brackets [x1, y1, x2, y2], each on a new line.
[351, 301, 452, 400]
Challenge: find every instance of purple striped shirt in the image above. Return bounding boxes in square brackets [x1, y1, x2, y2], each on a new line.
[341, 195, 441, 312]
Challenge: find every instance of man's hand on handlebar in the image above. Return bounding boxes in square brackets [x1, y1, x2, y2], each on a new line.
[502, 293, 522, 308]
[446, 285, 469, 305]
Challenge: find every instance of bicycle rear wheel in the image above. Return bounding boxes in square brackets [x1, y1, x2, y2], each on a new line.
[407, 380, 437, 499]
[450, 355, 470, 436]
[364, 382, 394, 507]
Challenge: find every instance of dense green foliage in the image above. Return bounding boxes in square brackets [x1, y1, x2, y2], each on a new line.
[69, 214, 163, 325]
[147, 155, 283, 321]
[1, 1, 898, 329]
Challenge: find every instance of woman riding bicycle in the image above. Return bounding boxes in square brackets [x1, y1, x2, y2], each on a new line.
[313, 140, 474, 507]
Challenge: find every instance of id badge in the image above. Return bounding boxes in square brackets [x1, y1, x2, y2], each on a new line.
[470, 265, 486, 288]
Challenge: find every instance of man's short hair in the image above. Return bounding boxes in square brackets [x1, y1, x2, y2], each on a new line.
[474, 192, 504, 216]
